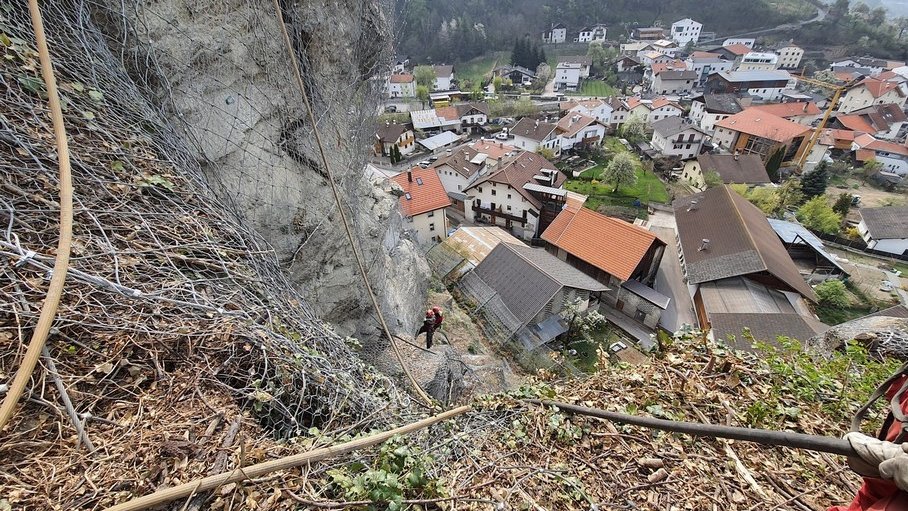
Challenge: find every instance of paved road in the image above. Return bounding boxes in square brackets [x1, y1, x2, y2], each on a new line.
[698, 5, 827, 45]
[650, 222, 697, 333]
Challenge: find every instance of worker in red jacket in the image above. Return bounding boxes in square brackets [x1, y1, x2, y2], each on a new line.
[833, 363, 908, 511]
[415, 310, 436, 349]
[432, 306, 444, 331]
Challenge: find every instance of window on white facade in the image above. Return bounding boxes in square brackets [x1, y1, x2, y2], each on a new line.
[429, 223, 435, 231]
[491, 189, 496, 196]
[428, 210, 434, 218]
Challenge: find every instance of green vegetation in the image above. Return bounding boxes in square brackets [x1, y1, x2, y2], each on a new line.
[455, 51, 506, 87]
[815, 279, 849, 308]
[566, 138, 669, 216]
[814, 280, 891, 325]
[570, 324, 626, 373]
[796, 196, 842, 234]
[567, 80, 617, 97]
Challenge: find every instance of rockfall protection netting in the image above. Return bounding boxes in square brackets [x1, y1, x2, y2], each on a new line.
[0, 1, 426, 508]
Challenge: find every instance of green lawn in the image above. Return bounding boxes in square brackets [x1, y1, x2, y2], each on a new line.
[568, 80, 617, 97]
[565, 138, 670, 218]
[455, 52, 506, 87]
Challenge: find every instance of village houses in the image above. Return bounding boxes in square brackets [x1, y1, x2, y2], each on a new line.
[685, 52, 734, 85]
[858, 207, 908, 257]
[837, 76, 907, 113]
[433, 65, 454, 91]
[650, 117, 709, 160]
[560, 98, 613, 125]
[681, 153, 772, 190]
[689, 93, 748, 134]
[510, 117, 561, 154]
[542, 23, 567, 44]
[392, 168, 452, 245]
[670, 18, 702, 45]
[387, 73, 416, 98]
[374, 123, 416, 156]
[713, 108, 811, 165]
[556, 113, 607, 152]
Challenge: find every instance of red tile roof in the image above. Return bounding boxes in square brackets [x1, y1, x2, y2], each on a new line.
[390, 73, 414, 83]
[435, 106, 460, 122]
[723, 44, 752, 56]
[856, 133, 908, 157]
[837, 114, 877, 134]
[749, 102, 821, 118]
[692, 51, 722, 59]
[542, 207, 662, 281]
[854, 77, 904, 99]
[716, 109, 811, 142]
[650, 97, 681, 110]
[470, 140, 516, 160]
[391, 167, 452, 217]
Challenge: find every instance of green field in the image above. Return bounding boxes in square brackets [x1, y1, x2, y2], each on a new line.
[568, 80, 618, 97]
[455, 51, 506, 87]
[565, 138, 670, 216]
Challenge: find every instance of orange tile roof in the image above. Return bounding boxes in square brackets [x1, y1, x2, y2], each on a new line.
[650, 97, 681, 110]
[470, 140, 517, 160]
[556, 113, 597, 138]
[435, 106, 460, 122]
[878, 70, 899, 80]
[716, 109, 811, 142]
[859, 135, 908, 157]
[390, 73, 414, 83]
[391, 167, 452, 217]
[541, 207, 662, 281]
[837, 114, 877, 134]
[854, 77, 904, 99]
[692, 51, 722, 59]
[723, 44, 752, 56]
[626, 97, 642, 109]
[855, 148, 875, 162]
[749, 102, 821, 118]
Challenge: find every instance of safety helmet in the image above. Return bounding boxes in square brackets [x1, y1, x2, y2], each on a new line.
[432, 306, 442, 314]
[425, 310, 434, 318]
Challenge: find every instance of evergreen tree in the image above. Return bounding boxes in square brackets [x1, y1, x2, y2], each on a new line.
[800, 163, 829, 199]
[510, 38, 521, 66]
[833, 193, 853, 217]
[765, 146, 785, 183]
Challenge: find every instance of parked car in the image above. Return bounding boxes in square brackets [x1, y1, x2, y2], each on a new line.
[428, 156, 439, 162]
[384, 105, 397, 113]
[417, 161, 430, 168]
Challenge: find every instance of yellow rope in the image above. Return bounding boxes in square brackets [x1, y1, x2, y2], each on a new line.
[270, 0, 434, 407]
[0, 0, 75, 431]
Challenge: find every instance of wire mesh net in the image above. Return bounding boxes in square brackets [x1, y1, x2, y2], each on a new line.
[0, 1, 433, 507]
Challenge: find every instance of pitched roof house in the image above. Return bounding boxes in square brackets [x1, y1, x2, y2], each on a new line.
[713, 109, 812, 164]
[674, 186, 825, 348]
[682, 153, 771, 189]
[858, 207, 908, 256]
[839, 77, 907, 113]
[510, 117, 560, 153]
[391, 168, 452, 244]
[542, 206, 668, 330]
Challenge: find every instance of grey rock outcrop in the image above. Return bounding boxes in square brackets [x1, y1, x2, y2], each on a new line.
[109, 0, 428, 341]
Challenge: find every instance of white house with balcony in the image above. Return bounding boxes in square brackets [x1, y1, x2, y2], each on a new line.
[650, 117, 708, 160]
[578, 24, 607, 43]
[670, 18, 702, 45]
[554, 62, 584, 91]
[735, 52, 780, 72]
[555, 113, 607, 152]
[777, 44, 804, 70]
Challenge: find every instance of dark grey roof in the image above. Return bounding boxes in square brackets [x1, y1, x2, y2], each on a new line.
[375, 123, 409, 142]
[860, 207, 908, 240]
[867, 305, 908, 319]
[674, 186, 817, 301]
[621, 279, 670, 309]
[472, 243, 608, 328]
[558, 55, 593, 66]
[434, 65, 454, 77]
[511, 117, 558, 142]
[657, 70, 698, 81]
[652, 117, 707, 138]
[697, 154, 770, 184]
[767, 218, 848, 275]
[701, 93, 745, 114]
[711, 313, 829, 352]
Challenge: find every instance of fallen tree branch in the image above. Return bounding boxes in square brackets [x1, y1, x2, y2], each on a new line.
[103, 405, 472, 511]
[42, 346, 95, 452]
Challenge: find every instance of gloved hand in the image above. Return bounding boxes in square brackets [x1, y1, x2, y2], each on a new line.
[846, 432, 908, 490]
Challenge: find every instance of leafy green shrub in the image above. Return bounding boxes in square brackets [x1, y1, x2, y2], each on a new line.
[815, 279, 849, 308]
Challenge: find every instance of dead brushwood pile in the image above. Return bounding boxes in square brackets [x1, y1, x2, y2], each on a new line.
[437, 337, 901, 510]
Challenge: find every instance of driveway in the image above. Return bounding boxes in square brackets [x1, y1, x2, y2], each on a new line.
[650, 223, 697, 333]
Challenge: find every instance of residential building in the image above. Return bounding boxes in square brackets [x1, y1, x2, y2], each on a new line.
[464, 151, 566, 239]
[555, 113, 607, 151]
[833, 103, 908, 140]
[578, 24, 607, 43]
[736, 52, 780, 72]
[651, 39, 681, 58]
[652, 69, 698, 95]
[674, 186, 825, 349]
[542, 206, 668, 329]
[852, 133, 908, 180]
[681, 153, 771, 189]
[469, 139, 519, 169]
[768, 219, 849, 282]
[715, 44, 753, 66]
[858, 207, 908, 256]
[777, 44, 804, 70]
[650, 117, 708, 160]
[459, 242, 609, 348]
[689, 93, 748, 134]
[560, 98, 614, 124]
[705, 70, 794, 102]
[510, 117, 560, 153]
[543, 23, 567, 44]
[554, 62, 584, 91]
[748, 102, 822, 126]
[391, 168, 452, 244]
[411, 102, 488, 134]
[432, 145, 487, 196]
[620, 42, 654, 56]
[831, 57, 903, 77]
[632, 27, 665, 41]
[557, 56, 593, 78]
[627, 97, 684, 124]
[713, 109, 811, 165]
[685, 51, 734, 85]
[722, 38, 755, 48]
[493, 65, 537, 86]
[838, 77, 908, 114]
[387, 73, 416, 97]
[374, 123, 416, 156]
[605, 97, 631, 130]
[670, 18, 702, 45]
[410, 108, 461, 133]
[616, 56, 642, 72]
[433, 65, 454, 91]
[417, 131, 461, 154]
[639, 51, 674, 67]
[428, 226, 524, 280]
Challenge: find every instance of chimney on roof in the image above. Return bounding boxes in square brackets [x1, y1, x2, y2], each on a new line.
[687, 200, 699, 212]
[698, 239, 711, 252]
[535, 120, 539, 128]
[734, 150, 739, 161]
[407, 170, 413, 183]
[803, 102, 808, 112]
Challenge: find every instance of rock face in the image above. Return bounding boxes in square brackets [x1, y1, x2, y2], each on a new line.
[809, 316, 908, 359]
[107, 0, 428, 341]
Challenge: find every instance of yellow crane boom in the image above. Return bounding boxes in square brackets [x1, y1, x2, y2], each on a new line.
[794, 76, 847, 171]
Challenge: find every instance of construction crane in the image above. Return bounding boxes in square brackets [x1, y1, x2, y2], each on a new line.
[794, 75, 848, 171]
